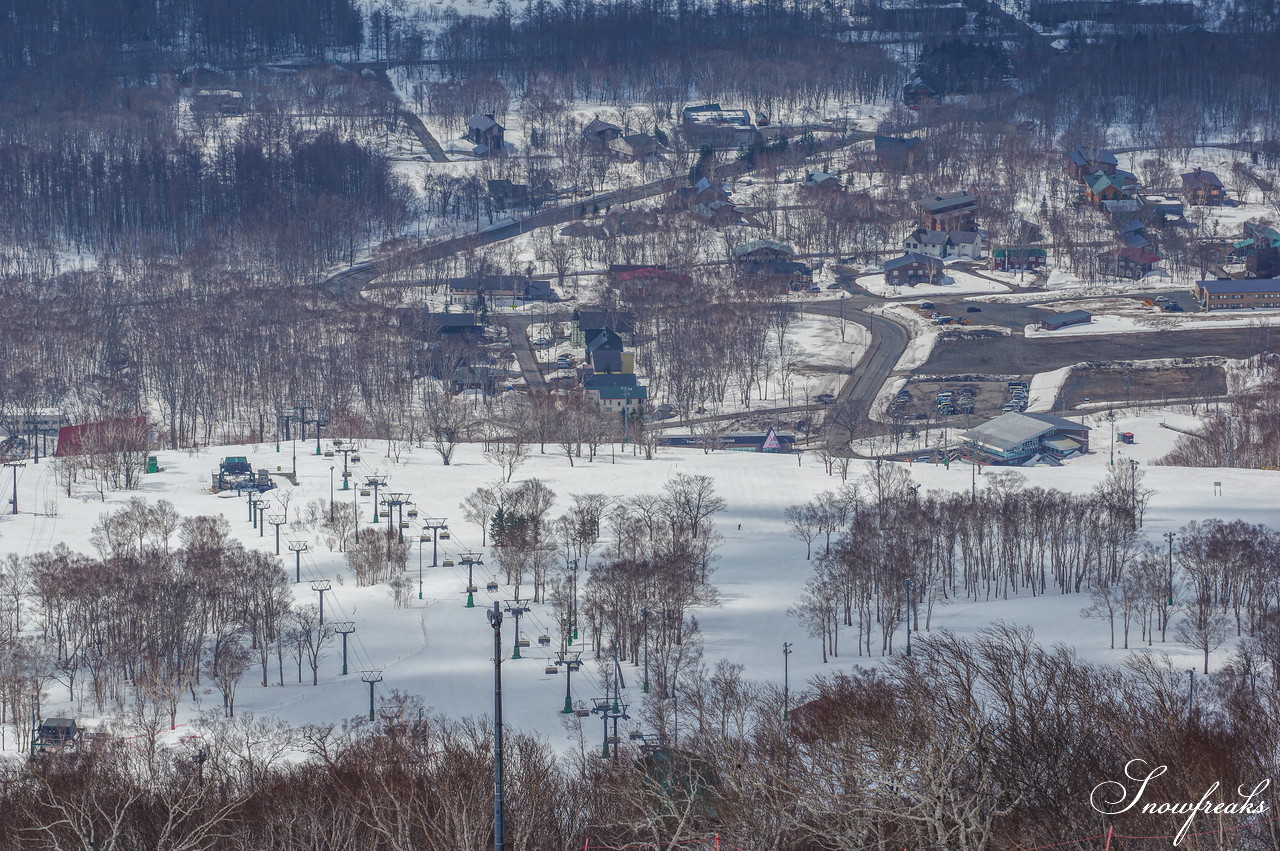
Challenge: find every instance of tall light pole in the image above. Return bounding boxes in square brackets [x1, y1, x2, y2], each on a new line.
[568, 558, 580, 641]
[361, 670, 383, 722]
[1129, 458, 1140, 531]
[329, 466, 335, 523]
[287, 540, 309, 583]
[782, 642, 792, 721]
[3, 461, 24, 515]
[334, 622, 355, 676]
[268, 514, 287, 555]
[505, 599, 531, 659]
[904, 578, 914, 656]
[486, 603, 506, 851]
[556, 649, 582, 714]
[1163, 531, 1177, 607]
[311, 579, 332, 626]
[641, 607, 650, 694]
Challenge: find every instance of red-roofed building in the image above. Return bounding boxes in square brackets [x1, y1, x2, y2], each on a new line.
[55, 417, 149, 457]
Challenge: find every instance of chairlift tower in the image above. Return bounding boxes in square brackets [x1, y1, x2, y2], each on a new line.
[381, 492, 411, 541]
[310, 579, 332, 626]
[332, 439, 358, 490]
[486, 603, 506, 851]
[365, 475, 389, 523]
[460, 552, 483, 608]
[360, 670, 383, 722]
[504, 599, 531, 659]
[267, 514, 287, 555]
[556, 649, 582, 714]
[334, 623, 356, 676]
[3, 461, 25, 515]
[287, 540, 309, 583]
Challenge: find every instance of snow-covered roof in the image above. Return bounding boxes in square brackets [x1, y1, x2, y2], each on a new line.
[962, 412, 1089, 452]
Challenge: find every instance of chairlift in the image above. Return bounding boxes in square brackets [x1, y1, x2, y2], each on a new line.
[467, 584, 478, 593]
[378, 511, 389, 519]
[629, 731, 645, 741]
[407, 508, 419, 519]
[399, 521, 409, 529]
[538, 634, 551, 647]
[573, 704, 591, 718]
[607, 736, 621, 745]
[486, 580, 499, 593]
[419, 533, 430, 542]
[323, 450, 335, 458]
[360, 488, 371, 497]
[443, 558, 455, 567]
[438, 530, 451, 540]
[545, 665, 559, 674]
[517, 638, 530, 648]
[351, 454, 362, 463]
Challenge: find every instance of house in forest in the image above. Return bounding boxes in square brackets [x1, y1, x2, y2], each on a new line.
[918, 191, 977, 230]
[989, 246, 1047, 271]
[1066, 146, 1118, 179]
[582, 118, 623, 148]
[1097, 246, 1161, 279]
[874, 135, 921, 171]
[1082, 172, 1128, 206]
[608, 133, 665, 162]
[682, 104, 760, 148]
[466, 113, 505, 155]
[902, 76, 940, 108]
[191, 89, 247, 116]
[1181, 168, 1225, 206]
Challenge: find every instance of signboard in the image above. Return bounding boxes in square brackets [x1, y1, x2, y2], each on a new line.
[761, 428, 781, 453]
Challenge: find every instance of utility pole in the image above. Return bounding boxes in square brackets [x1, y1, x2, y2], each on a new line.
[3, 462, 24, 515]
[329, 467, 335, 522]
[334, 623, 356, 676]
[311, 579, 332, 626]
[905, 578, 914, 656]
[505, 599, 531, 659]
[332, 439, 357, 490]
[1129, 459, 1140, 531]
[1188, 669, 1195, 716]
[268, 514, 287, 555]
[782, 642, 792, 721]
[1163, 531, 1177, 607]
[641, 607, 650, 694]
[486, 603, 506, 851]
[361, 670, 383, 722]
[568, 559, 580, 641]
[556, 649, 582, 714]
[287, 540, 309, 583]
[461, 552, 483, 608]
[365, 475, 388, 523]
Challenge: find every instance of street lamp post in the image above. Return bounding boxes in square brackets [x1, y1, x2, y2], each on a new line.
[1163, 531, 1177, 607]
[783, 642, 792, 721]
[1129, 459, 1140, 531]
[568, 559, 580, 641]
[904, 578, 914, 656]
[641, 607, 650, 694]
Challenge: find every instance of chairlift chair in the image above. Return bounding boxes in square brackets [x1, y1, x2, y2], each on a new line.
[323, 450, 335, 458]
[486, 580, 499, 593]
[573, 704, 591, 718]
[360, 488, 371, 497]
[607, 736, 621, 745]
[545, 665, 559, 674]
[399, 521, 409, 529]
[443, 558, 455, 567]
[467, 584, 478, 593]
[517, 638, 530, 648]
[538, 634, 551, 647]
[407, 508, 419, 519]
[419, 533, 430, 542]
[351, 454, 362, 463]
[438, 530, 451, 540]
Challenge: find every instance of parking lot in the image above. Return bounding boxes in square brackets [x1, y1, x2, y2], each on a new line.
[888, 376, 1030, 424]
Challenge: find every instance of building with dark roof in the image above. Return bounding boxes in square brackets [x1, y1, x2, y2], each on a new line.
[1181, 168, 1225, 206]
[960, 412, 1090, 465]
[1066, 146, 1118, 179]
[1194, 279, 1280, 311]
[918, 191, 977, 230]
[883, 253, 945, 286]
[874, 135, 921, 171]
[1039, 309, 1092, 331]
[1098, 246, 1161, 279]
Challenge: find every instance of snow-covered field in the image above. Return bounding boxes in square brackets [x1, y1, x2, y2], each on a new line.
[3, 409, 1273, 754]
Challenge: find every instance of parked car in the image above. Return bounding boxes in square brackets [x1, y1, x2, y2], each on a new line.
[966, 306, 982, 313]
[815, 393, 837, 404]
[914, 456, 932, 462]
[920, 302, 935, 310]
[532, 337, 552, 346]
[1154, 295, 1169, 302]
[1163, 303, 1184, 312]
